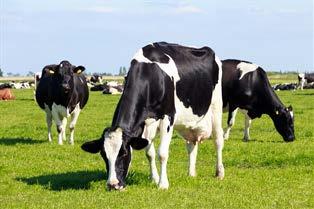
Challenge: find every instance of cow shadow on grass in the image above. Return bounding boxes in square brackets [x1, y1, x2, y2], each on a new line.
[247, 139, 284, 143]
[17, 170, 105, 191]
[17, 170, 149, 191]
[0, 137, 44, 146]
[295, 92, 314, 96]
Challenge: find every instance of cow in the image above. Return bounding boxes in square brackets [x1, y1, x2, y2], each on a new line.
[90, 74, 103, 84]
[81, 42, 224, 190]
[272, 83, 297, 91]
[0, 88, 15, 100]
[298, 73, 314, 90]
[221, 59, 295, 142]
[36, 60, 89, 145]
[0, 83, 12, 89]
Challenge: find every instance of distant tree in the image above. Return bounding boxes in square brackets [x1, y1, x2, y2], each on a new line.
[0, 68, 3, 77]
[118, 66, 127, 76]
[7, 72, 13, 76]
[27, 71, 35, 76]
[122, 66, 127, 75]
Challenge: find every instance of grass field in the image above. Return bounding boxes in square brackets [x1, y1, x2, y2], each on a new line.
[0, 85, 313, 208]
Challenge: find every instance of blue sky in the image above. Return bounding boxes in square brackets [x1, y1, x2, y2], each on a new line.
[0, 0, 313, 75]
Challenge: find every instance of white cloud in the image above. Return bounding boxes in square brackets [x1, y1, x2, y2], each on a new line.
[173, 5, 204, 14]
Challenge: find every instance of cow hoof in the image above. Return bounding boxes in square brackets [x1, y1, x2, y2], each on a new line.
[158, 181, 169, 190]
[151, 176, 159, 184]
[216, 165, 225, 180]
[107, 184, 125, 191]
[188, 171, 196, 177]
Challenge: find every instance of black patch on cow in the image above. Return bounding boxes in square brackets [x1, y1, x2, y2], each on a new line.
[111, 59, 175, 138]
[153, 42, 218, 116]
[142, 44, 170, 63]
[167, 125, 170, 132]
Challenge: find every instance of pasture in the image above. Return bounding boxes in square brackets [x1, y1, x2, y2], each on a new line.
[0, 83, 313, 208]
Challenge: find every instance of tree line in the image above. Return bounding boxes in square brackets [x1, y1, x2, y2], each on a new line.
[0, 66, 128, 77]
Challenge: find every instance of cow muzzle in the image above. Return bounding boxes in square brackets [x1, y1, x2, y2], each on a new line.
[62, 84, 71, 92]
[284, 135, 295, 142]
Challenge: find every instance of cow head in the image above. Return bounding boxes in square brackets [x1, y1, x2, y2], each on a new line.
[81, 127, 149, 190]
[272, 106, 295, 142]
[44, 60, 85, 94]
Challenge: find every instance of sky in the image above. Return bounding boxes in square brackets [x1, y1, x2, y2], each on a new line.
[0, 0, 313, 75]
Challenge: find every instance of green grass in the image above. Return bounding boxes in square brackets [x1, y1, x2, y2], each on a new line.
[0, 87, 313, 209]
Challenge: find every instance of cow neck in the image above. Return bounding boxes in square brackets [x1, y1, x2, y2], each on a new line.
[111, 92, 146, 138]
[259, 78, 284, 117]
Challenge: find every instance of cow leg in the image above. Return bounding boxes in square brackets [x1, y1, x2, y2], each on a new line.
[212, 107, 225, 179]
[55, 117, 64, 145]
[224, 108, 238, 140]
[158, 116, 173, 190]
[145, 142, 159, 184]
[62, 117, 67, 141]
[44, 107, 52, 142]
[143, 120, 160, 184]
[186, 141, 199, 177]
[243, 113, 252, 141]
[69, 107, 81, 145]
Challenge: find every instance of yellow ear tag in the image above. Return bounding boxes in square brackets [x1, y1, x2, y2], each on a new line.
[49, 70, 54, 74]
[76, 69, 82, 74]
[275, 111, 279, 115]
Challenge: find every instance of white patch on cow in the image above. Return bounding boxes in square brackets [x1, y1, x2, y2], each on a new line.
[143, 118, 160, 184]
[104, 128, 123, 186]
[107, 81, 118, 87]
[290, 111, 294, 118]
[133, 48, 154, 63]
[237, 62, 258, 80]
[69, 104, 81, 145]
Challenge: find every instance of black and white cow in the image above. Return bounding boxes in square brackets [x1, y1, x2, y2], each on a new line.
[81, 42, 224, 190]
[36, 60, 89, 145]
[222, 59, 295, 142]
[272, 83, 297, 91]
[298, 73, 314, 90]
[90, 74, 103, 84]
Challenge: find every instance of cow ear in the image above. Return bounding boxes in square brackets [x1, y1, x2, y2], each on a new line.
[81, 139, 102, 153]
[44, 67, 56, 75]
[129, 137, 149, 150]
[74, 66, 85, 74]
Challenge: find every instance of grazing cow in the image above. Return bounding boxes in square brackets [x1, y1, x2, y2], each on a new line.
[36, 60, 89, 145]
[81, 42, 224, 190]
[298, 73, 314, 90]
[222, 59, 295, 142]
[0, 88, 15, 100]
